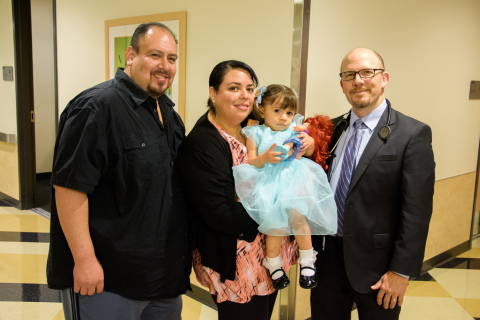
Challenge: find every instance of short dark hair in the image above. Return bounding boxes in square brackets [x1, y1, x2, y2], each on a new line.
[207, 60, 259, 112]
[130, 22, 178, 52]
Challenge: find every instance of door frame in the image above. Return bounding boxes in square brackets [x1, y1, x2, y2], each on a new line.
[13, 0, 36, 210]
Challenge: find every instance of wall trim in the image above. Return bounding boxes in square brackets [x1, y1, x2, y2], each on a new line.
[36, 172, 52, 180]
[421, 240, 470, 275]
[185, 284, 217, 311]
[12, 0, 36, 210]
[0, 132, 17, 143]
[0, 191, 20, 207]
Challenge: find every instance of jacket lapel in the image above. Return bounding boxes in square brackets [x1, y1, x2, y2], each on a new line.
[326, 112, 350, 178]
[348, 101, 396, 192]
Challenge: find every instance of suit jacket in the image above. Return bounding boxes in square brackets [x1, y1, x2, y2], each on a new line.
[317, 99, 435, 293]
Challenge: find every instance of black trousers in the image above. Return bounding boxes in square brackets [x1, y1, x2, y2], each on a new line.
[213, 291, 278, 320]
[310, 236, 401, 320]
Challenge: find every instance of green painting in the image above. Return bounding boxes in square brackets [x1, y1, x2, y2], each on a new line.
[114, 36, 132, 71]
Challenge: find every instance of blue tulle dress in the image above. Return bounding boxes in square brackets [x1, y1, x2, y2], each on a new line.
[232, 114, 337, 236]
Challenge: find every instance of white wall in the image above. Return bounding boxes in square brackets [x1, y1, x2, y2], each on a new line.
[55, 0, 480, 180]
[32, 0, 56, 173]
[56, 0, 294, 131]
[306, 0, 480, 180]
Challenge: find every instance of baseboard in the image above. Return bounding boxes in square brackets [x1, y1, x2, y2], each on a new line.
[0, 191, 20, 208]
[36, 172, 52, 180]
[421, 240, 471, 274]
[185, 284, 217, 311]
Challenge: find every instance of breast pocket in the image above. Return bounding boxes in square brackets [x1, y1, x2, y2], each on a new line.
[122, 133, 161, 179]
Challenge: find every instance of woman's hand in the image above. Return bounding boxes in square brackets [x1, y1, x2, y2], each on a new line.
[293, 122, 309, 132]
[293, 122, 313, 158]
[296, 132, 314, 158]
[282, 142, 294, 157]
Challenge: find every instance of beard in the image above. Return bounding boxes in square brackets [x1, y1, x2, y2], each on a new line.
[350, 93, 371, 109]
[352, 99, 370, 109]
[147, 81, 171, 99]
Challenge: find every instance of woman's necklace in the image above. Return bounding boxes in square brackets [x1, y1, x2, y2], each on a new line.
[208, 112, 245, 145]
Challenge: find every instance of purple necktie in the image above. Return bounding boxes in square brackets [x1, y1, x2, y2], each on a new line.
[334, 119, 364, 237]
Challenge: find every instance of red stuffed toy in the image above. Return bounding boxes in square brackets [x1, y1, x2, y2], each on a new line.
[304, 115, 333, 170]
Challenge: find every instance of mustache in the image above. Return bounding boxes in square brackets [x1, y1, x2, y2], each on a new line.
[350, 88, 369, 94]
[151, 69, 170, 78]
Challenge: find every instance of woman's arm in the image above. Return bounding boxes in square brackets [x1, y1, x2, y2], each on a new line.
[246, 138, 282, 168]
[179, 130, 258, 240]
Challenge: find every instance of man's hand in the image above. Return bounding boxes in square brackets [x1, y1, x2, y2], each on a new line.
[54, 185, 104, 296]
[73, 257, 105, 295]
[371, 271, 409, 309]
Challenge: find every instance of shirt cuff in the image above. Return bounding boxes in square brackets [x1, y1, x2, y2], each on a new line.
[394, 272, 410, 279]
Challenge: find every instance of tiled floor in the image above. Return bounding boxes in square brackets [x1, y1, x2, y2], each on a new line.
[1, 204, 479, 320]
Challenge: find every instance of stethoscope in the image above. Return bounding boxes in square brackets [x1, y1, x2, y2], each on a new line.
[328, 103, 392, 157]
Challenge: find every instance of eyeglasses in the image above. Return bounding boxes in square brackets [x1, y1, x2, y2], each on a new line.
[339, 69, 384, 81]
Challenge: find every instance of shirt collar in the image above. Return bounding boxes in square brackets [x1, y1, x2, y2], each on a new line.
[349, 99, 387, 132]
[115, 68, 175, 109]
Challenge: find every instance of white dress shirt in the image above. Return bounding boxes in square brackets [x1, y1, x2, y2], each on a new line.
[329, 99, 387, 192]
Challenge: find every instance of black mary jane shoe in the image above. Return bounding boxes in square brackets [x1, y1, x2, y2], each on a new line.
[299, 266, 317, 289]
[270, 268, 290, 290]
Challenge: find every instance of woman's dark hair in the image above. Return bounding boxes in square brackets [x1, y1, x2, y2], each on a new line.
[207, 60, 259, 113]
[130, 22, 178, 52]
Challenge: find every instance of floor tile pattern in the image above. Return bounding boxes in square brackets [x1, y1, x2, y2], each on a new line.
[0, 204, 479, 320]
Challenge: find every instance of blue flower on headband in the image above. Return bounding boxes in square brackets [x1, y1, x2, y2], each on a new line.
[292, 89, 299, 99]
[255, 86, 267, 104]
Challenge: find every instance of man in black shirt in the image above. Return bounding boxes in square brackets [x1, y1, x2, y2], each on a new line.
[47, 22, 190, 320]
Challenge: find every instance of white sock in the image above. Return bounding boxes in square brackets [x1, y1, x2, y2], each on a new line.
[264, 255, 284, 280]
[299, 248, 316, 277]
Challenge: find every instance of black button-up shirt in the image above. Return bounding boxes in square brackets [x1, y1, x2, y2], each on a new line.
[47, 68, 190, 299]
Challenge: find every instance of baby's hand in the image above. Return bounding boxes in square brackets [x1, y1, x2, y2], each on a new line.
[274, 144, 291, 160]
[265, 143, 282, 164]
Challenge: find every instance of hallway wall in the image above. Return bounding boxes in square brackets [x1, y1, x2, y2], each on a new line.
[55, 0, 295, 131]
[32, 0, 56, 174]
[0, 0, 19, 200]
[306, 0, 480, 261]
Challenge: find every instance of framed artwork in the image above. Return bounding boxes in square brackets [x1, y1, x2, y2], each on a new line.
[105, 12, 186, 120]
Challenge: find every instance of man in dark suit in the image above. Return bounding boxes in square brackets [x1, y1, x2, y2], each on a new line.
[309, 48, 435, 319]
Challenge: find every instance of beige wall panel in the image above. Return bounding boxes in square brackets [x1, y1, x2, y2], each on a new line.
[0, 142, 19, 200]
[32, 0, 56, 173]
[0, 0, 16, 135]
[476, 145, 480, 212]
[0, 0, 19, 198]
[56, 0, 294, 132]
[424, 172, 476, 260]
[306, 0, 480, 181]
